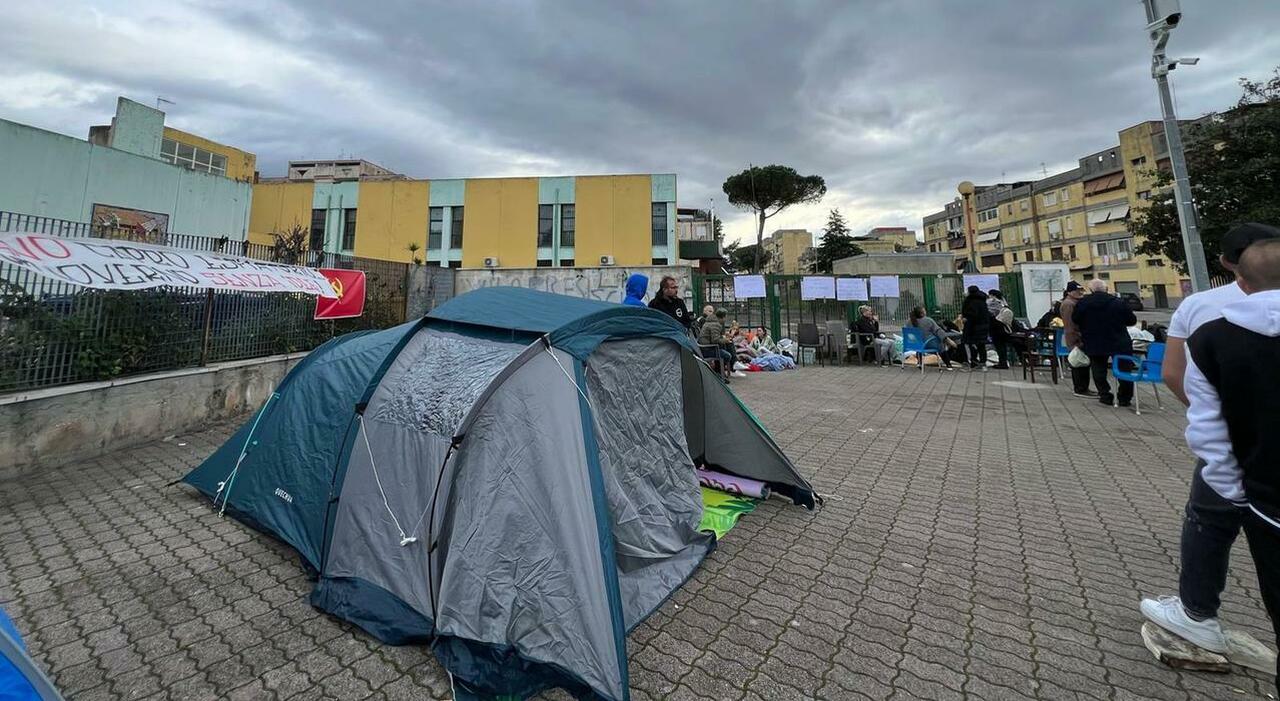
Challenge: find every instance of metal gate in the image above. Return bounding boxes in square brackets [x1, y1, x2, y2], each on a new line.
[692, 272, 1025, 341]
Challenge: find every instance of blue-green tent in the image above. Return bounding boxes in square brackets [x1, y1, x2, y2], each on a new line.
[183, 287, 815, 700]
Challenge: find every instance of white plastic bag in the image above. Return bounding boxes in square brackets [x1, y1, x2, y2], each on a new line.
[1067, 347, 1091, 368]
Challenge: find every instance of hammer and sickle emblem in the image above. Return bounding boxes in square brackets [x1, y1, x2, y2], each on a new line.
[329, 276, 344, 299]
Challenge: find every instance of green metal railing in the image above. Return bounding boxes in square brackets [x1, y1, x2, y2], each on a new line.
[692, 272, 1026, 342]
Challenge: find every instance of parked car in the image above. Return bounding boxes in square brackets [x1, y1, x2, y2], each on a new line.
[1120, 292, 1144, 311]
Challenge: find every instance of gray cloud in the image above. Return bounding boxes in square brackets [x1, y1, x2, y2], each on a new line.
[2, 0, 1276, 243]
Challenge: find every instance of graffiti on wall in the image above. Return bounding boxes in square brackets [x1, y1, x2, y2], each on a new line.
[455, 266, 693, 305]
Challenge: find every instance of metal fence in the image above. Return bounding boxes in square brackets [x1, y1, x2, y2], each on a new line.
[692, 272, 1026, 341]
[1, 212, 411, 394]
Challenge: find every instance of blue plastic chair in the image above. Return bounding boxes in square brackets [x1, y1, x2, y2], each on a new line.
[1112, 342, 1165, 415]
[901, 326, 943, 373]
[1054, 328, 1071, 376]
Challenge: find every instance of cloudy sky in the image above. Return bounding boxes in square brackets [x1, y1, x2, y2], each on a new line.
[3, 1, 1277, 245]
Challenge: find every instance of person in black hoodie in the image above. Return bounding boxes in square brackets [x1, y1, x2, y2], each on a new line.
[648, 275, 692, 331]
[1184, 239, 1280, 689]
[960, 286, 991, 370]
[1072, 279, 1137, 406]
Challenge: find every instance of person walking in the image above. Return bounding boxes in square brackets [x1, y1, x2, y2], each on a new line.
[1181, 239, 1280, 689]
[961, 286, 991, 370]
[622, 273, 648, 307]
[987, 289, 1015, 370]
[648, 275, 692, 330]
[1140, 223, 1280, 655]
[1059, 281, 1090, 396]
[1071, 279, 1136, 406]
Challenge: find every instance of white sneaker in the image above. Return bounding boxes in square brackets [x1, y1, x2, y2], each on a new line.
[1140, 595, 1228, 653]
[732, 371, 747, 378]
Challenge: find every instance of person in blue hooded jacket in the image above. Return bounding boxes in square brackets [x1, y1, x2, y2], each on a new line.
[623, 273, 648, 306]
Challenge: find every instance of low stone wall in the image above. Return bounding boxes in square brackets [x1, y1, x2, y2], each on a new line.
[0, 353, 305, 480]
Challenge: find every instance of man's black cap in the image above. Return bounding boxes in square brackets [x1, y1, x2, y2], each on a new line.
[1222, 222, 1280, 264]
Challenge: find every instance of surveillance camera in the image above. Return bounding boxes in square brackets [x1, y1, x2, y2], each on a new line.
[1146, 11, 1181, 33]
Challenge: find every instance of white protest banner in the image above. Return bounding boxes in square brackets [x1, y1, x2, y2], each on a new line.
[732, 274, 767, 299]
[835, 277, 868, 301]
[0, 232, 338, 298]
[800, 276, 835, 300]
[963, 273, 1000, 293]
[869, 275, 900, 298]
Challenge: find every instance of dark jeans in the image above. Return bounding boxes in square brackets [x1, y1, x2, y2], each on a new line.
[967, 342, 987, 367]
[1069, 364, 1090, 393]
[1088, 354, 1134, 403]
[991, 329, 1012, 367]
[1243, 513, 1280, 692]
[1180, 461, 1243, 620]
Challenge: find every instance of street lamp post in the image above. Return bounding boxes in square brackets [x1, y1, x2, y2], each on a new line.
[1141, 0, 1211, 292]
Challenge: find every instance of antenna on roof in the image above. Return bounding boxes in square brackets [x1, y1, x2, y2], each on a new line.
[156, 96, 175, 110]
[1040, 162, 1048, 177]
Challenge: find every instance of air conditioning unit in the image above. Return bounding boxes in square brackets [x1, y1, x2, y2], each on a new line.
[599, 255, 615, 266]
[993, 241, 1002, 250]
[483, 257, 500, 268]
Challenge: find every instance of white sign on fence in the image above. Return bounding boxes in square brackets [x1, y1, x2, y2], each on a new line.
[732, 274, 767, 299]
[0, 232, 338, 297]
[800, 276, 835, 300]
[869, 275, 900, 298]
[836, 277, 868, 301]
[963, 273, 1001, 293]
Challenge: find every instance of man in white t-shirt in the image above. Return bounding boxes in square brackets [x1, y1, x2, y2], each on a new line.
[1141, 223, 1280, 652]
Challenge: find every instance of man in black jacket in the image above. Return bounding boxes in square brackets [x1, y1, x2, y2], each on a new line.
[1184, 239, 1280, 689]
[1072, 279, 1137, 406]
[648, 276, 692, 331]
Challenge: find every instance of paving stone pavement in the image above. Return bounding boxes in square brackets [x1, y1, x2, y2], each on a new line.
[1, 365, 1276, 700]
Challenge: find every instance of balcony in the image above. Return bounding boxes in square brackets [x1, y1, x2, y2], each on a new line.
[948, 237, 967, 250]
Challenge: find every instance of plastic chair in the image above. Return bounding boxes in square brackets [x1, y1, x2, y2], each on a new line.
[797, 323, 823, 367]
[825, 320, 850, 366]
[1054, 328, 1071, 377]
[1112, 342, 1165, 415]
[901, 326, 943, 373]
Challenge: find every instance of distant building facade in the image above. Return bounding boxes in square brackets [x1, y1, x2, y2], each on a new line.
[762, 228, 814, 274]
[922, 120, 1187, 308]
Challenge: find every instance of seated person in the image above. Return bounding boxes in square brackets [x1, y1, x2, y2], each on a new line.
[853, 305, 895, 365]
[907, 306, 961, 369]
[1036, 301, 1063, 330]
[750, 326, 778, 355]
[696, 308, 734, 374]
[730, 322, 758, 362]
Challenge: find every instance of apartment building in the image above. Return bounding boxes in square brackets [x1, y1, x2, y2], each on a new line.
[922, 121, 1187, 307]
[761, 228, 814, 274]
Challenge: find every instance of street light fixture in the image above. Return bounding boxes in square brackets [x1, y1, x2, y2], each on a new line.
[1141, 0, 1212, 292]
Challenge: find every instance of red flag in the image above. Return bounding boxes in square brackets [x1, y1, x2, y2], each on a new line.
[314, 269, 367, 319]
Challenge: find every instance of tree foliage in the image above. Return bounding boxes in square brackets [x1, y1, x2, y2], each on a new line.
[272, 223, 310, 266]
[1129, 67, 1280, 276]
[722, 242, 770, 274]
[812, 209, 864, 273]
[723, 165, 826, 271]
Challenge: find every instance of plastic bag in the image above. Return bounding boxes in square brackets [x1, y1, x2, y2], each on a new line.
[1067, 347, 1091, 368]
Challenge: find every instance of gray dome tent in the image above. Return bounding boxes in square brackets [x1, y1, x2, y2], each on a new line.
[183, 286, 816, 700]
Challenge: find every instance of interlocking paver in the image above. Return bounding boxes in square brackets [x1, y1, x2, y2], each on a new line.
[2, 365, 1277, 698]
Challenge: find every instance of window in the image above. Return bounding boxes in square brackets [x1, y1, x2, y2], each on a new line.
[450, 207, 464, 249]
[1137, 190, 1151, 200]
[1011, 251, 1018, 263]
[1021, 200, 1029, 212]
[1132, 156, 1147, 167]
[1068, 245, 1077, 259]
[1059, 188, 1069, 202]
[538, 204, 554, 248]
[651, 202, 668, 245]
[981, 254, 1004, 268]
[1042, 191, 1058, 207]
[1117, 238, 1132, 260]
[1146, 258, 1166, 267]
[310, 209, 326, 251]
[559, 258, 575, 267]
[978, 208, 998, 223]
[341, 209, 357, 250]
[1021, 223, 1032, 243]
[447, 261, 461, 269]
[160, 138, 227, 175]
[1050, 247, 1064, 261]
[1100, 272, 1111, 280]
[536, 259, 553, 267]
[1046, 219, 1062, 239]
[1025, 250, 1035, 262]
[1094, 241, 1110, 257]
[428, 207, 443, 249]
[652, 257, 668, 266]
[1066, 217, 1073, 232]
[1006, 204, 1013, 216]
[559, 205, 575, 247]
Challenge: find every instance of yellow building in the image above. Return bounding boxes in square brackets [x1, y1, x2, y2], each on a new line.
[249, 171, 678, 268]
[922, 120, 1188, 307]
[762, 229, 814, 274]
[159, 127, 257, 182]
